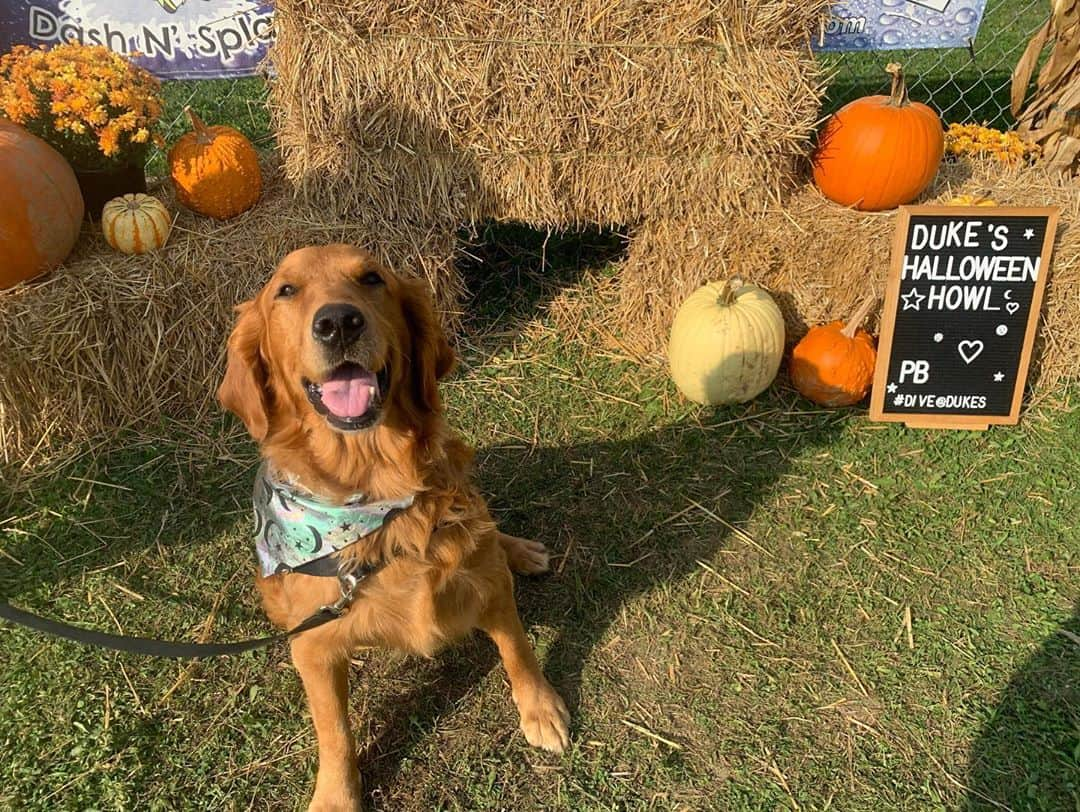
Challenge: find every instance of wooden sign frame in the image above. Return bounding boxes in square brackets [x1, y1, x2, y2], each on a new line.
[870, 205, 1059, 430]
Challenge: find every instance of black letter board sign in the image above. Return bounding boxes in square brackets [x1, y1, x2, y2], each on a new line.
[870, 205, 1058, 430]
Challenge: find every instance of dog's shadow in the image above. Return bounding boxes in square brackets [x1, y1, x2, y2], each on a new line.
[358, 402, 848, 802]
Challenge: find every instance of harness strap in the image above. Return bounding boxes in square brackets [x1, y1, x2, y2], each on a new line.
[0, 570, 364, 660]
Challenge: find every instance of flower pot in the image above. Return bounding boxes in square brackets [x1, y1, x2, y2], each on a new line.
[73, 162, 147, 221]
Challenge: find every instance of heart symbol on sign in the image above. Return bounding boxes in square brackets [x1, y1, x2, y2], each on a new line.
[1006, 301, 1020, 314]
[958, 340, 984, 364]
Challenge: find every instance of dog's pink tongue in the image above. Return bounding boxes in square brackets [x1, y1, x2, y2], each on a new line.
[320, 366, 376, 418]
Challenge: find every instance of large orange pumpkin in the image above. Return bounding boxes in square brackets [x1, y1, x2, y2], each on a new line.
[168, 107, 261, 220]
[812, 63, 944, 212]
[790, 293, 878, 407]
[0, 119, 84, 289]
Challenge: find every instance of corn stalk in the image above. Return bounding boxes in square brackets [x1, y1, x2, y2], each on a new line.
[1012, 0, 1080, 173]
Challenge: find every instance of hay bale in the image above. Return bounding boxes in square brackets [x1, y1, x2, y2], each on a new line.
[269, 0, 828, 226]
[594, 158, 1080, 389]
[266, 0, 836, 404]
[268, 1, 830, 390]
[0, 166, 457, 471]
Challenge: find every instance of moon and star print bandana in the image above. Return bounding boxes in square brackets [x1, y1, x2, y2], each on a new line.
[252, 462, 415, 577]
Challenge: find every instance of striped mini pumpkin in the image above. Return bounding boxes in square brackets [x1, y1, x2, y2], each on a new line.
[101, 193, 172, 254]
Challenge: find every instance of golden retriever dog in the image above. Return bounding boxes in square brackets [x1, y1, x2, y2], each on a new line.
[218, 244, 569, 810]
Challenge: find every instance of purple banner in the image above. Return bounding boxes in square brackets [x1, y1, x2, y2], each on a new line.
[0, 1, 273, 79]
[813, 0, 988, 52]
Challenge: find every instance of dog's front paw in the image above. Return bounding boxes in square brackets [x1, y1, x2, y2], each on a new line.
[501, 534, 551, 575]
[519, 684, 570, 753]
[308, 770, 363, 812]
[308, 792, 363, 812]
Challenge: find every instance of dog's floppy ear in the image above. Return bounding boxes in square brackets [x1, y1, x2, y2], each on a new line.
[400, 276, 455, 414]
[218, 300, 271, 441]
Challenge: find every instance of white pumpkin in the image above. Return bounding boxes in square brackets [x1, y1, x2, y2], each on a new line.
[668, 278, 785, 405]
[101, 193, 172, 254]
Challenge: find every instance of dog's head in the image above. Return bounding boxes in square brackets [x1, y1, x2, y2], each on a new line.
[218, 244, 454, 443]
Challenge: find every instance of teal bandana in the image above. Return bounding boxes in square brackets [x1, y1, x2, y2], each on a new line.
[252, 463, 414, 577]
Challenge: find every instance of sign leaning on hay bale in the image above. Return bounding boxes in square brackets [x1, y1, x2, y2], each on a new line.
[870, 205, 1059, 430]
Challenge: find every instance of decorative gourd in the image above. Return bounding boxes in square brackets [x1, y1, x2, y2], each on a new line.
[790, 293, 878, 407]
[0, 119, 84, 289]
[946, 194, 996, 206]
[101, 193, 172, 254]
[668, 278, 785, 405]
[168, 107, 261, 220]
[812, 64, 944, 212]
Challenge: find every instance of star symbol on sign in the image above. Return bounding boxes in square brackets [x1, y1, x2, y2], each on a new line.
[1023, 228, 1035, 240]
[901, 287, 926, 311]
[993, 371, 1005, 382]
[886, 382, 898, 393]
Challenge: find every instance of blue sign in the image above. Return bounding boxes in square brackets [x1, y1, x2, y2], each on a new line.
[0, 1, 273, 79]
[814, 0, 988, 51]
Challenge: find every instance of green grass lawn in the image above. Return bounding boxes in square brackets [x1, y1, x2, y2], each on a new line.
[2, 240, 1077, 809]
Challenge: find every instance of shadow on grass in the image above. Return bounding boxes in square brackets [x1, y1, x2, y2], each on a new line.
[1, 390, 849, 809]
[0, 427, 254, 616]
[359, 404, 849, 801]
[456, 221, 627, 338]
[966, 600, 1080, 811]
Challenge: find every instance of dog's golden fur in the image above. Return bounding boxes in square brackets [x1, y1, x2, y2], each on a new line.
[219, 245, 568, 811]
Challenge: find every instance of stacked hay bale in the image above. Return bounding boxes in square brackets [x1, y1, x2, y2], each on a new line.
[269, 0, 1080, 379]
[270, 0, 830, 316]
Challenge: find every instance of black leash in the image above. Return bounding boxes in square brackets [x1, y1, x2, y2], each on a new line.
[0, 571, 361, 660]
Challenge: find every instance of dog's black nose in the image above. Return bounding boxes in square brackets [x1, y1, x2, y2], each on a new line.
[312, 303, 365, 346]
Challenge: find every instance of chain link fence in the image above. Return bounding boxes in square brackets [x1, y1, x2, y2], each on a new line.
[818, 0, 1047, 126]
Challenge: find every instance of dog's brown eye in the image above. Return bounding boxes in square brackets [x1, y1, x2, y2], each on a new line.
[358, 272, 382, 286]
[277, 283, 298, 299]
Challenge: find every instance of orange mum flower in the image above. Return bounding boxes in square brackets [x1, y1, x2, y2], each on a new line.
[0, 42, 163, 169]
[944, 122, 1039, 165]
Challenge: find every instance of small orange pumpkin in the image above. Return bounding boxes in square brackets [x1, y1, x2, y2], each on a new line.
[0, 119, 84, 289]
[168, 107, 261, 220]
[812, 63, 944, 212]
[102, 193, 172, 254]
[790, 293, 878, 407]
